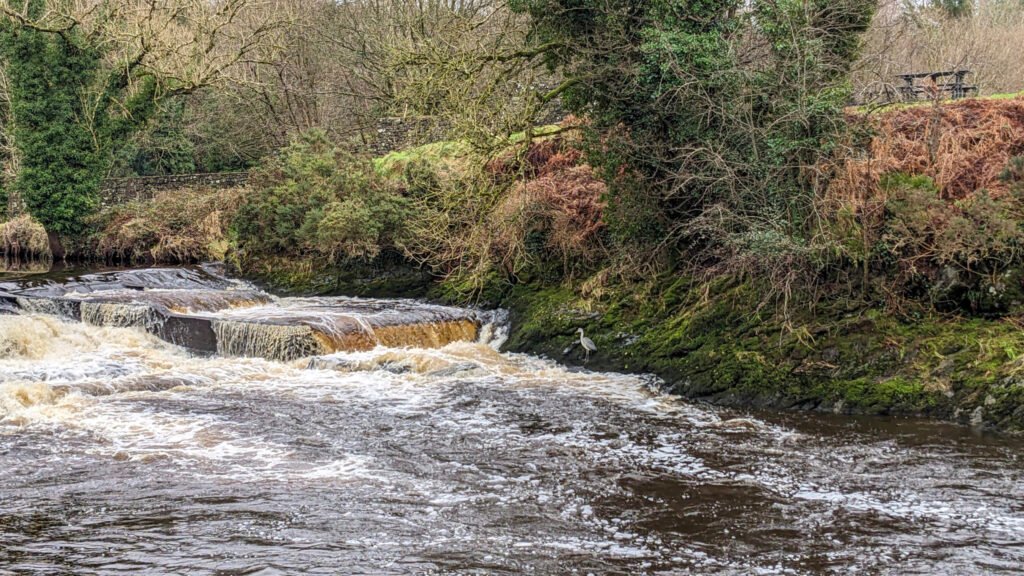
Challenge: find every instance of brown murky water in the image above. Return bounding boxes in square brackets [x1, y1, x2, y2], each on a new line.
[1, 268, 1023, 575]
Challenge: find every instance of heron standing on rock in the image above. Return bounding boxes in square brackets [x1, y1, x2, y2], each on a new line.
[577, 328, 597, 364]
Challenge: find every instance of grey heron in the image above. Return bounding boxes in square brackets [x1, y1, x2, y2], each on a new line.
[576, 328, 597, 363]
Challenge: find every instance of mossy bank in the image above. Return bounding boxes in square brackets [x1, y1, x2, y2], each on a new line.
[235, 261, 1024, 433]
[496, 276, 1024, 433]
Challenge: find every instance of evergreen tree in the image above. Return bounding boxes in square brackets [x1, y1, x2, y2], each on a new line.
[0, 18, 104, 250]
[0, 0, 279, 256]
[509, 0, 876, 245]
[933, 0, 973, 18]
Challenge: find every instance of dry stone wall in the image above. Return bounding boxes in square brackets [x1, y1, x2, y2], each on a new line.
[99, 172, 249, 205]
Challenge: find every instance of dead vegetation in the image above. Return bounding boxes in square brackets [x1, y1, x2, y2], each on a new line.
[490, 140, 607, 272]
[831, 95, 1024, 209]
[93, 187, 245, 264]
[396, 128, 607, 294]
[0, 214, 49, 261]
[819, 96, 1024, 314]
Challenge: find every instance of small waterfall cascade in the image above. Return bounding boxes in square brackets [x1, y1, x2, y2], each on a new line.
[212, 321, 328, 361]
[0, 267, 500, 361]
[203, 298, 483, 361]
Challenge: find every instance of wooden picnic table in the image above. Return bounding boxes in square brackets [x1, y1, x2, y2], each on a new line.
[897, 70, 978, 101]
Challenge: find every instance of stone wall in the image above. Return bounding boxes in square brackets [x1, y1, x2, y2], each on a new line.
[99, 172, 250, 205]
[369, 117, 449, 156]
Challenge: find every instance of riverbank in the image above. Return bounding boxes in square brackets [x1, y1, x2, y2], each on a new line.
[7, 95, 1024, 432]
[229, 255, 1024, 432]
[498, 277, 1024, 433]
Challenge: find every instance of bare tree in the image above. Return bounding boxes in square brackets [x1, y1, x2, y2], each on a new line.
[854, 0, 1024, 103]
[225, 0, 557, 152]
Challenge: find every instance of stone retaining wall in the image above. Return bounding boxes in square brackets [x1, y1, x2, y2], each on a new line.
[99, 172, 250, 205]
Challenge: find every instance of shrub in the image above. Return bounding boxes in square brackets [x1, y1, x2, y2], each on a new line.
[313, 193, 410, 261]
[490, 163, 607, 275]
[876, 173, 1024, 312]
[92, 187, 244, 264]
[400, 135, 609, 286]
[233, 130, 410, 263]
[0, 215, 50, 261]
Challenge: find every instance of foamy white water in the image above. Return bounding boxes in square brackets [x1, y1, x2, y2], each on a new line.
[2, 268, 1024, 575]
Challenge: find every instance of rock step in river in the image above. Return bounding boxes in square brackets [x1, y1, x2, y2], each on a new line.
[0, 266, 488, 361]
[2, 266, 1023, 574]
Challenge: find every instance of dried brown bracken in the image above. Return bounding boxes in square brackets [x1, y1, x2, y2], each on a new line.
[829, 95, 1024, 213]
[490, 138, 607, 272]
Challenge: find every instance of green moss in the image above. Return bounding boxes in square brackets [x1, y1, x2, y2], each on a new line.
[502, 274, 1024, 432]
[849, 92, 1024, 115]
[231, 255, 432, 298]
[819, 377, 935, 415]
[373, 140, 473, 179]
[506, 124, 564, 145]
[372, 124, 564, 179]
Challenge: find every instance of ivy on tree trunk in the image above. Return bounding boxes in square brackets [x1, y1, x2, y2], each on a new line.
[0, 1, 162, 257]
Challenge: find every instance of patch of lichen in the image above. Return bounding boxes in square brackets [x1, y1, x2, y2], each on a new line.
[502, 274, 1024, 432]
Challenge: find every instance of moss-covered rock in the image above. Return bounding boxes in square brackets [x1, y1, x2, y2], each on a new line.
[500, 275, 1024, 433]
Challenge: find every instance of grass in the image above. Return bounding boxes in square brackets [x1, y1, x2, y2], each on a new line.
[90, 187, 244, 264]
[0, 215, 50, 260]
[848, 91, 1024, 115]
[373, 140, 473, 178]
[372, 124, 565, 179]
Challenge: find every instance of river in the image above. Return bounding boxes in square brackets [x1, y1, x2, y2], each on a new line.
[1, 267, 1022, 575]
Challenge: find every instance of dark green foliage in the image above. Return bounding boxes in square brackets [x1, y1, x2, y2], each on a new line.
[749, 0, 876, 217]
[232, 130, 411, 263]
[876, 173, 1024, 313]
[510, 0, 876, 254]
[0, 23, 104, 235]
[186, 89, 271, 173]
[509, 0, 738, 181]
[0, 0, 172, 239]
[932, 0, 973, 18]
[110, 99, 197, 177]
[1002, 155, 1024, 192]
[601, 172, 665, 251]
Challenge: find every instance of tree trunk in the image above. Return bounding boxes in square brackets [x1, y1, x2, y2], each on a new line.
[47, 231, 65, 262]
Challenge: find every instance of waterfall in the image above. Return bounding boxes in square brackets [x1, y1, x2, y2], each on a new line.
[3, 267, 496, 361]
[212, 320, 329, 361]
[81, 302, 165, 331]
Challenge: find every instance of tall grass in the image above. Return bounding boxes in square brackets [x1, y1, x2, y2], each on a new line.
[0, 215, 49, 262]
[91, 187, 244, 264]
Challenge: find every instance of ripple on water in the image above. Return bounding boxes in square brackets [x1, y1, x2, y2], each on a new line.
[1, 312, 1024, 575]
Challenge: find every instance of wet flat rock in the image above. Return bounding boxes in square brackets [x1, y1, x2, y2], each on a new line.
[0, 267, 483, 360]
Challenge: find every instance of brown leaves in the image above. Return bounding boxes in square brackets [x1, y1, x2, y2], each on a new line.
[832, 96, 1024, 213]
[490, 138, 607, 271]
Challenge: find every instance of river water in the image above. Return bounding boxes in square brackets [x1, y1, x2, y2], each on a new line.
[1, 267, 1023, 575]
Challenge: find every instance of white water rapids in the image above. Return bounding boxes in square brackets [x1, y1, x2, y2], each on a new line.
[1, 268, 1023, 575]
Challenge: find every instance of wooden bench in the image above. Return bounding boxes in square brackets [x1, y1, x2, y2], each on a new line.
[896, 70, 979, 102]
